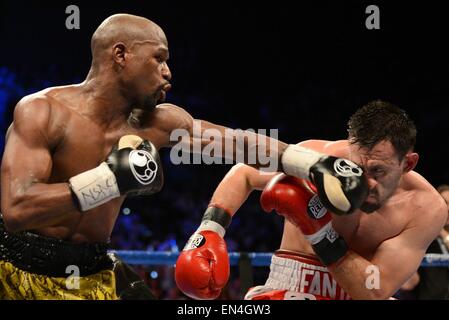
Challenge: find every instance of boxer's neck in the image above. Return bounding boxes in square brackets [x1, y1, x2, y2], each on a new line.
[81, 68, 133, 128]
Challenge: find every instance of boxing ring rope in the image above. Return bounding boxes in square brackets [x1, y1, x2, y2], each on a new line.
[110, 251, 449, 297]
[109, 251, 449, 267]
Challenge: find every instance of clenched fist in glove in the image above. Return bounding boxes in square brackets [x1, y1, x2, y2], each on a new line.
[261, 174, 348, 266]
[281, 145, 368, 215]
[175, 206, 231, 299]
[69, 135, 163, 211]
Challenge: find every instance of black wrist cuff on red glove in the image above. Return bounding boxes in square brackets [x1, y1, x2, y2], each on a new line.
[312, 235, 348, 266]
[202, 206, 232, 229]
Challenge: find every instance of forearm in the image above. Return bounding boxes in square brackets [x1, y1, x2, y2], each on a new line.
[191, 120, 288, 171]
[328, 251, 390, 300]
[209, 166, 255, 216]
[2, 182, 79, 232]
[230, 129, 287, 171]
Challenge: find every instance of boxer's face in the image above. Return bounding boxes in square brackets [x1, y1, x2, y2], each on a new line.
[122, 35, 171, 110]
[350, 140, 416, 213]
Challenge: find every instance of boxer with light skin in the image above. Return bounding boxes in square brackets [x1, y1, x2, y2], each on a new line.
[397, 184, 449, 298]
[437, 185, 449, 248]
[0, 14, 367, 299]
[175, 101, 447, 300]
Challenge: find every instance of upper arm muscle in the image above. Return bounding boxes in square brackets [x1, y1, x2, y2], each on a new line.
[1, 98, 53, 207]
[371, 199, 446, 296]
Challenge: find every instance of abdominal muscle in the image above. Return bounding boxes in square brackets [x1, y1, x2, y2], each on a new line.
[32, 198, 124, 243]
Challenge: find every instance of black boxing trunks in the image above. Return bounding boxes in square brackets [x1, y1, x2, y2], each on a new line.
[0, 217, 154, 300]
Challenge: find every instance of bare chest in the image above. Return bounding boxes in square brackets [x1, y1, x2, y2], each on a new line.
[48, 113, 166, 182]
[333, 209, 409, 258]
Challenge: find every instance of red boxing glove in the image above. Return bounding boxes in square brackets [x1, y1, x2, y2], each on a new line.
[260, 174, 348, 266]
[175, 206, 231, 300]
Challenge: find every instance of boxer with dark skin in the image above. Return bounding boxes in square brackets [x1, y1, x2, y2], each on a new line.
[0, 14, 367, 299]
[1, 14, 281, 242]
[3, 14, 191, 241]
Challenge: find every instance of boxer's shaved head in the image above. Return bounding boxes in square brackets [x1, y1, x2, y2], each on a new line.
[91, 14, 167, 67]
[88, 14, 171, 111]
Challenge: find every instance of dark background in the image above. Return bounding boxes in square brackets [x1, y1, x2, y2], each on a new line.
[1, 1, 448, 298]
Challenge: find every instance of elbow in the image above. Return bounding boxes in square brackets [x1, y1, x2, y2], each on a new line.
[2, 208, 28, 233]
[349, 289, 392, 300]
[3, 216, 22, 233]
[371, 290, 394, 300]
[372, 279, 407, 300]
[361, 285, 398, 300]
[233, 163, 256, 192]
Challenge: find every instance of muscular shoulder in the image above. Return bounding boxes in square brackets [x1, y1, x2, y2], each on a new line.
[405, 172, 447, 230]
[154, 103, 193, 131]
[13, 94, 52, 136]
[15, 87, 75, 120]
[13, 90, 69, 147]
[297, 139, 348, 157]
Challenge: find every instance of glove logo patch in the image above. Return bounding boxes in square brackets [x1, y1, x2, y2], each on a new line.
[307, 195, 327, 219]
[333, 159, 363, 177]
[183, 233, 205, 250]
[129, 150, 158, 185]
[326, 227, 339, 243]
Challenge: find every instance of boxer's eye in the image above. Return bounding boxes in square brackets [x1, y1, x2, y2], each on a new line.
[371, 166, 386, 176]
[155, 55, 166, 64]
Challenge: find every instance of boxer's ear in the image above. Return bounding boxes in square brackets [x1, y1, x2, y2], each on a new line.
[112, 42, 127, 66]
[403, 152, 419, 173]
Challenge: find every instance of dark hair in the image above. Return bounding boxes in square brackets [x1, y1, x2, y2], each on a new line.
[437, 184, 449, 194]
[347, 100, 417, 159]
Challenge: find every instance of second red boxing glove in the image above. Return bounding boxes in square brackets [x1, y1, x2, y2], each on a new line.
[175, 206, 231, 300]
[260, 174, 348, 266]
